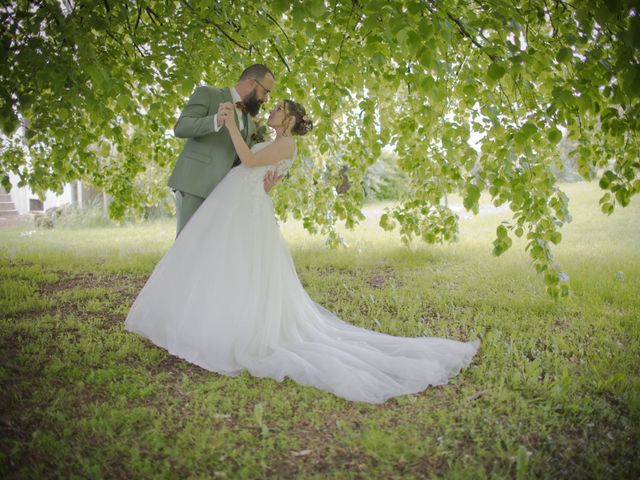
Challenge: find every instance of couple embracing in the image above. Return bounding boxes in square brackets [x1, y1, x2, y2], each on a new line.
[125, 64, 479, 404]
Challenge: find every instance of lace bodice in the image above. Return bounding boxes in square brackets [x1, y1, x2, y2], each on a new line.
[239, 141, 295, 190]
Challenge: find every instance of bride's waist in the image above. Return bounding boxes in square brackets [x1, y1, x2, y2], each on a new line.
[224, 169, 269, 193]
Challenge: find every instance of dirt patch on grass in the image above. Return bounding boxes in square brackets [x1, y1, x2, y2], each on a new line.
[37, 270, 148, 296]
[145, 349, 208, 380]
[533, 421, 640, 478]
[367, 267, 395, 288]
[29, 270, 148, 329]
[304, 265, 399, 290]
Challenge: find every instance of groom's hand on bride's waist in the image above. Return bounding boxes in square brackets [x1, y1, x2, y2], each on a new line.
[264, 171, 283, 194]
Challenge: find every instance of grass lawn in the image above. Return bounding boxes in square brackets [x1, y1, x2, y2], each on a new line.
[1, 181, 638, 479]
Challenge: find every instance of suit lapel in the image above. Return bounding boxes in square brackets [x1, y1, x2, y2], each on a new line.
[222, 88, 250, 141]
[222, 88, 233, 107]
[222, 88, 254, 143]
[221, 88, 243, 128]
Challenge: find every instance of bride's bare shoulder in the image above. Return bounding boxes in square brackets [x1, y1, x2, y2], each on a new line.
[272, 137, 295, 157]
[249, 137, 295, 167]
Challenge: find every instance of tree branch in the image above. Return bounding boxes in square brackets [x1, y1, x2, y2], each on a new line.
[251, 42, 263, 58]
[181, 0, 250, 51]
[132, 40, 146, 57]
[105, 30, 130, 57]
[265, 12, 290, 43]
[335, 0, 356, 74]
[179, 3, 250, 52]
[498, 81, 516, 118]
[180, 0, 195, 11]
[446, 12, 497, 62]
[270, 39, 291, 72]
[325, 0, 341, 50]
[209, 22, 250, 51]
[42, 2, 74, 50]
[145, 6, 163, 27]
[124, 2, 132, 34]
[134, 1, 142, 32]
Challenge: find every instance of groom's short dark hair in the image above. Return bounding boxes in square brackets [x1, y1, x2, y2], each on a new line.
[240, 64, 274, 81]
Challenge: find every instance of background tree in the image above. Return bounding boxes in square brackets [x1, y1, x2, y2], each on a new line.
[362, 149, 410, 201]
[1, 0, 638, 297]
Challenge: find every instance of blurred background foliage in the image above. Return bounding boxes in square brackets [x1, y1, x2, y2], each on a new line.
[1, 0, 638, 296]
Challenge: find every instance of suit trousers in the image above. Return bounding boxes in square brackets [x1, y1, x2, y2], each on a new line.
[175, 190, 205, 237]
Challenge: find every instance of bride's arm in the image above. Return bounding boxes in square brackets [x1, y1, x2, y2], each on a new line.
[222, 103, 295, 167]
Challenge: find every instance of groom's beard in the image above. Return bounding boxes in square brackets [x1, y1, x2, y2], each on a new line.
[242, 89, 263, 117]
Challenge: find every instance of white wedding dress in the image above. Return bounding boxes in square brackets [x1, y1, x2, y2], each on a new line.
[125, 141, 479, 404]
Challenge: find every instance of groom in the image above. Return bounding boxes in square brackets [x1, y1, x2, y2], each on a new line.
[169, 64, 277, 236]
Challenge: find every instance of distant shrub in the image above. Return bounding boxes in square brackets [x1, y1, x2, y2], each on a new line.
[363, 151, 410, 201]
[34, 199, 115, 229]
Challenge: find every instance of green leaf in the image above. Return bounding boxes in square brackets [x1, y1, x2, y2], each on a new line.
[556, 47, 572, 63]
[493, 235, 512, 256]
[407, 30, 421, 54]
[463, 183, 481, 212]
[547, 128, 562, 144]
[180, 78, 195, 97]
[552, 87, 575, 105]
[462, 83, 477, 97]
[598, 171, 616, 189]
[116, 94, 130, 110]
[521, 122, 538, 138]
[615, 188, 630, 207]
[306, 0, 325, 18]
[487, 63, 507, 82]
[599, 193, 611, 205]
[544, 272, 559, 286]
[372, 53, 386, 67]
[0, 105, 19, 135]
[271, 0, 290, 14]
[600, 202, 614, 215]
[418, 49, 433, 68]
[622, 66, 640, 99]
[418, 17, 434, 39]
[379, 213, 395, 231]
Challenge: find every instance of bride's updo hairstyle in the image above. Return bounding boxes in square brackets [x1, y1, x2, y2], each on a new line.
[284, 100, 313, 136]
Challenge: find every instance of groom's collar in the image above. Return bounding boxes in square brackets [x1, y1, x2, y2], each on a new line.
[230, 87, 241, 103]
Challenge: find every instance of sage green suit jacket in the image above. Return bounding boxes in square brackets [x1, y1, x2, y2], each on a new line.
[168, 86, 256, 199]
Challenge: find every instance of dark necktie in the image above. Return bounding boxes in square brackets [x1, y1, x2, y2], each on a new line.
[232, 103, 248, 168]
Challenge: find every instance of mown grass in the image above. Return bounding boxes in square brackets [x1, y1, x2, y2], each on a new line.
[1, 181, 638, 479]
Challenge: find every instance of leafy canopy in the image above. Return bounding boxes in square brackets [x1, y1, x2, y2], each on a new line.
[1, 0, 639, 297]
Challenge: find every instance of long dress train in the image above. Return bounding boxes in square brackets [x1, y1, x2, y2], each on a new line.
[125, 141, 479, 403]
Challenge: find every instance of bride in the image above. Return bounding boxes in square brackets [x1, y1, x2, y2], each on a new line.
[125, 99, 479, 404]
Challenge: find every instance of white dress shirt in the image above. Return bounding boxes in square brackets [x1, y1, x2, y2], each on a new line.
[213, 87, 244, 132]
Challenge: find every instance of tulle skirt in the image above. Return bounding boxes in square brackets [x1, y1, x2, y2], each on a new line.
[125, 166, 479, 403]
